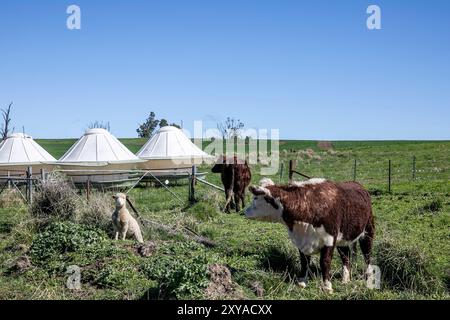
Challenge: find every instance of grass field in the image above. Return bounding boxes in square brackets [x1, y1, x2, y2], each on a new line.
[0, 139, 448, 300]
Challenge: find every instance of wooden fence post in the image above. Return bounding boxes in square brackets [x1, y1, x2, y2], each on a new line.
[86, 177, 91, 202]
[27, 166, 33, 205]
[353, 158, 357, 182]
[41, 169, 46, 182]
[388, 160, 392, 193]
[279, 162, 284, 182]
[189, 165, 197, 204]
[289, 159, 296, 183]
[412, 155, 416, 180]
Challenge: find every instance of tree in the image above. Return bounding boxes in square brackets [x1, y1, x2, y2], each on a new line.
[217, 117, 245, 139]
[88, 121, 110, 131]
[137, 112, 160, 138]
[159, 119, 182, 129]
[1, 102, 13, 141]
[159, 119, 169, 128]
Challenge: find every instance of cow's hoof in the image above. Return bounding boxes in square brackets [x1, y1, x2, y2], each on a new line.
[321, 280, 333, 294]
[297, 277, 308, 288]
[342, 266, 351, 284]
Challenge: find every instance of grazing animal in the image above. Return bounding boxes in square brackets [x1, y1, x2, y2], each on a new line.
[245, 178, 375, 293]
[211, 155, 252, 212]
[112, 193, 144, 243]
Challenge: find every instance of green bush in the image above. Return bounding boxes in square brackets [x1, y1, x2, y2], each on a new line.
[141, 241, 210, 299]
[142, 254, 209, 299]
[30, 221, 107, 265]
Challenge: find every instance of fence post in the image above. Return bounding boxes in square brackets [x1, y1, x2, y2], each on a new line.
[279, 162, 284, 183]
[27, 166, 33, 205]
[86, 177, 91, 202]
[7, 171, 11, 189]
[412, 155, 416, 180]
[289, 159, 296, 183]
[353, 158, 357, 181]
[189, 165, 197, 204]
[388, 160, 392, 193]
[41, 169, 46, 182]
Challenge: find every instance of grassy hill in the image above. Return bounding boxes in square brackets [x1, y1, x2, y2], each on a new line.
[0, 140, 448, 299]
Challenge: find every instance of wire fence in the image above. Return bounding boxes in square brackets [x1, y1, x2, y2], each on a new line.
[279, 152, 449, 192]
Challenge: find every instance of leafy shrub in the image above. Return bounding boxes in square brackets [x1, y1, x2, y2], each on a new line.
[30, 173, 80, 222]
[94, 260, 150, 291]
[142, 254, 209, 299]
[375, 239, 444, 293]
[30, 221, 107, 264]
[141, 241, 210, 299]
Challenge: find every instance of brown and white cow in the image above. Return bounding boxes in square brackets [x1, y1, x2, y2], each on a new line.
[245, 178, 375, 293]
[211, 155, 252, 213]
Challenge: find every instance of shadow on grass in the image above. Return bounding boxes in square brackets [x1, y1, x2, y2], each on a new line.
[258, 245, 321, 281]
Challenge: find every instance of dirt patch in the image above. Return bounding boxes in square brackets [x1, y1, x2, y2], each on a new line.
[204, 264, 244, 300]
[250, 281, 265, 298]
[7, 255, 31, 274]
[137, 241, 157, 257]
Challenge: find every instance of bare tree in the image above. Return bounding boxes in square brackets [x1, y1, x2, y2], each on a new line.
[217, 117, 245, 139]
[88, 121, 110, 131]
[1, 102, 13, 141]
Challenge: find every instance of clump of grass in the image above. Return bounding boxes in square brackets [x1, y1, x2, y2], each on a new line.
[78, 192, 113, 234]
[259, 243, 301, 276]
[187, 190, 221, 221]
[30, 173, 80, 222]
[413, 197, 443, 215]
[375, 238, 444, 293]
[0, 189, 25, 209]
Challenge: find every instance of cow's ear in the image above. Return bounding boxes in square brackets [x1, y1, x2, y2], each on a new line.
[249, 186, 267, 196]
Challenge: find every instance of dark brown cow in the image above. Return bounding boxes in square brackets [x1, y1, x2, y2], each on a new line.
[245, 178, 375, 293]
[211, 155, 252, 212]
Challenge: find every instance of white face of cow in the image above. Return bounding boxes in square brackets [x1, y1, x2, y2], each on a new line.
[245, 186, 283, 223]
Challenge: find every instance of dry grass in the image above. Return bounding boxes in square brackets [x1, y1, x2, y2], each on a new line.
[78, 192, 113, 234]
[0, 189, 25, 209]
[30, 173, 80, 222]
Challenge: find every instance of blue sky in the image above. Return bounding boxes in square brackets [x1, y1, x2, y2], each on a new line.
[0, 0, 449, 140]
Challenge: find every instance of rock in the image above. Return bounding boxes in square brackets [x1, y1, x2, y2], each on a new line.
[250, 281, 265, 297]
[137, 241, 157, 257]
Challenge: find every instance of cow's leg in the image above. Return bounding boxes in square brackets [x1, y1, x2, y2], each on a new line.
[298, 250, 311, 288]
[223, 189, 233, 213]
[320, 245, 335, 294]
[360, 216, 375, 284]
[234, 193, 241, 212]
[337, 246, 351, 284]
[240, 190, 246, 209]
